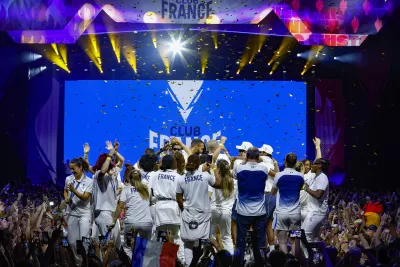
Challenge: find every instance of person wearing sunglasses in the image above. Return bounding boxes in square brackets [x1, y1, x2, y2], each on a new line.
[302, 158, 330, 242]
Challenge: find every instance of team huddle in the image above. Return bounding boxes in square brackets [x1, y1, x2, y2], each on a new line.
[63, 136, 330, 266]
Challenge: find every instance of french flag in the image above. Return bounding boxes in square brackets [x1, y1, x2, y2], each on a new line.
[132, 236, 179, 267]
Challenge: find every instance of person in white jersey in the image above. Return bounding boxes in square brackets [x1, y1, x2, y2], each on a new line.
[91, 141, 125, 242]
[233, 147, 276, 266]
[63, 157, 93, 252]
[271, 153, 304, 254]
[176, 154, 221, 267]
[299, 137, 322, 223]
[259, 144, 279, 252]
[110, 169, 152, 258]
[302, 157, 330, 242]
[209, 159, 236, 255]
[149, 155, 184, 262]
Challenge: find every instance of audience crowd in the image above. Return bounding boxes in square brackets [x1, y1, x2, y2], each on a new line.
[0, 137, 399, 267]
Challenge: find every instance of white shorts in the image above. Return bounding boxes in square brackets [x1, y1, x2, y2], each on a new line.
[273, 213, 301, 231]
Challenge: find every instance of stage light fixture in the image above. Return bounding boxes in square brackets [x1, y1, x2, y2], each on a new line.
[334, 56, 338, 60]
[297, 53, 301, 57]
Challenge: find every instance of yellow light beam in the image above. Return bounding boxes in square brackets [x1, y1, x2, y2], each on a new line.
[109, 33, 120, 63]
[212, 32, 218, 49]
[122, 43, 137, 74]
[51, 44, 59, 56]
[58, 44, 67, 65]
[42, 46, 70, 73]
[200, 46, 209, 74]
[151, 31, 157, 48]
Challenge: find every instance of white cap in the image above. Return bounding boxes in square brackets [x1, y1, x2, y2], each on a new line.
[259, 144, 273, 155]
[236, 141, 253, 151]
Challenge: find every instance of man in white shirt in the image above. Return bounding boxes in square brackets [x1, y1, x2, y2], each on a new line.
[302, 158, 330, 242]
[233, 147, 276, 266]
[259, 144, 279, 252]
[271, 153, 304, 254]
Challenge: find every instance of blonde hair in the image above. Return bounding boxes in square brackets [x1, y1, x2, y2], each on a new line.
[295, 161, 305, 173]
[129, 170, 150, 200]
[217, 160, 234, 199]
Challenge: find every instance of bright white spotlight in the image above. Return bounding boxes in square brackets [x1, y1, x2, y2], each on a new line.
[169, 40, 183, 53]
[334, 56, 338, 60]
[297, 53, 301, 57]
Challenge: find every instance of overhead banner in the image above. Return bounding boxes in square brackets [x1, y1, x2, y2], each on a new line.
[64, 80, 306, 164]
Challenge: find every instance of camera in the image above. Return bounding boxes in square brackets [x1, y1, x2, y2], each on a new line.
[199, 239, 210, 248]
[157, 231, 168, 242]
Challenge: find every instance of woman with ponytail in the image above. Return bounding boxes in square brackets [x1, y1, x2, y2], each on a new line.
[110, 169, 152, 258]
[63, 157, 93, 253]
[209, 159, 236, 254]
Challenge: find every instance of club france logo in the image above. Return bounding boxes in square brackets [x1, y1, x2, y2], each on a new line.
[148, 80, 221, 150]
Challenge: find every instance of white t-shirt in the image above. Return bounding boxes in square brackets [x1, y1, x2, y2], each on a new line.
[210, 180, 237, 212]
[307, 172, 329, 215]
[64, 175, 93, 216]
[150, 169, 182, 226]
[151, 170, 181, 201]
[120, 185, 152, 224]
[300, 171, 316, 209]
[273, 168, 304, 215]
[92, 167, 121, 211]
[176, 170, 215, 212]
[233, 162, 269, 216]
[261, 156, 275, 192]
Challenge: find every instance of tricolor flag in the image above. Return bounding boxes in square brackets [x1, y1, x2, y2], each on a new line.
[132, 236, 179, 267]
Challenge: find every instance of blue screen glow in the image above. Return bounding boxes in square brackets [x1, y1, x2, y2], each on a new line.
[64, 80, 306, 164]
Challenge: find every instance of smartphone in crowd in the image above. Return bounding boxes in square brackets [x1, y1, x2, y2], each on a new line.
[62, 238, 69, 247]
[157, 231, 168, 243]
[199, 239, 210, 249]
[289, 230, 302, 238]
[82, 237, 91, 246]
[126, 232, 133, 247]
[99, 235, 107, 246]
[42, 232, 49, 244]
[76, 240, 83, 254]
[207, 155, 212, 164]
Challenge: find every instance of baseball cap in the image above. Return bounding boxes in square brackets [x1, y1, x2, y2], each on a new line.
[368, 225, 378, 232]
[236, 142, 253, 151]
[259, 144, 273, 155]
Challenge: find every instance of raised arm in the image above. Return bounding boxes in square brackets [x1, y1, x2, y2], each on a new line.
[313, 137, 322, 160]
[172, 137, 192, 156]
[99, 141, 116, 179]
[212, 136, 227, 163]
[83, 142, 95, 174]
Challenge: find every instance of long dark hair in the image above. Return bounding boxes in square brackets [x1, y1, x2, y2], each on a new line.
[174, 152, 185, 175]
[217, 160, 234, 198]
[70, 157, 90, 173]
[186, 154, 200, 173]
[160, 155, 177, 171]
[129, 170, 150, 200]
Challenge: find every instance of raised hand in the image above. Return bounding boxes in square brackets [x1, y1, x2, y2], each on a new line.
[313, 137, 321, 147]
[220, 136, 227, 144]
[105, 141, 114, 151]
[83, 143, 90, 154]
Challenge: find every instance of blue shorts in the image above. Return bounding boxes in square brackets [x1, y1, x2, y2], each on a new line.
[264, 193, 276, 220]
